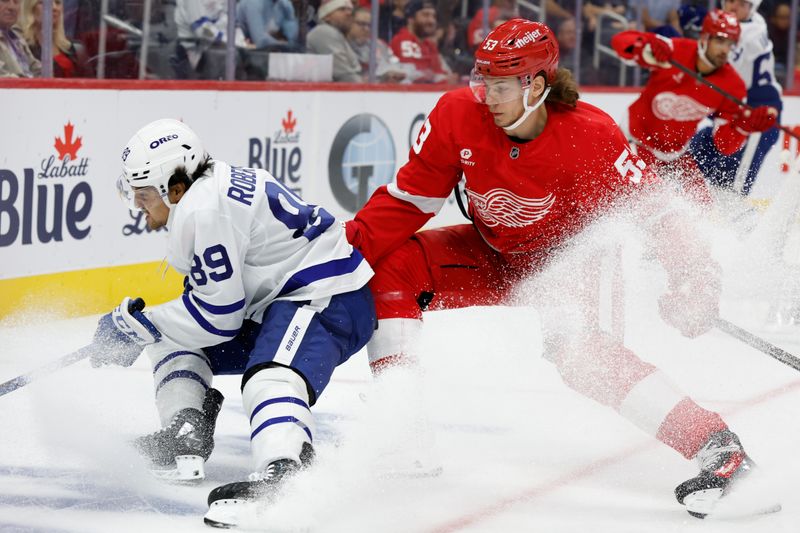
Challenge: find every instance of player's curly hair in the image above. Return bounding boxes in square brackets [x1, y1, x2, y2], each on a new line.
[168, 155, 213, 191]
[546, 68, 579, 107]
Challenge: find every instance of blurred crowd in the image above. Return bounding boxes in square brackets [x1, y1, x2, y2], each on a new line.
[0, 0, 798, 87]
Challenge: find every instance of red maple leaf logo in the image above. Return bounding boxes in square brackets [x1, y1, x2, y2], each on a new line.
[54, 122, 83, 161]
[282, 110, 297, 134]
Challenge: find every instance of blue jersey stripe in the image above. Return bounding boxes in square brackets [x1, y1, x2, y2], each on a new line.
[251, 415, 312, 442]
[277, 249, 365, 298]
[190, 16, 219, 31]
[156, 370, 209, 394]
[190, 294, 247, 315]
[182, 293, 240, 338]
[250, 396, 310, 423]
[153, 350, 211, 374]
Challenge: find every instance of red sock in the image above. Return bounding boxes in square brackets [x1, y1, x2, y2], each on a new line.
[656, 397, 728, 459]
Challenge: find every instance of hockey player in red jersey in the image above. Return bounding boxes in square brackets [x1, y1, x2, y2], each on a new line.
[611, 10, 777, 197]
[347, 18, 777, 518]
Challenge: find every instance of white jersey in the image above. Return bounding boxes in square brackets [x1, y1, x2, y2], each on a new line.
[146, 161, 374, 350]
[729, 12, 782, 106]
[175, 0, 229, 44]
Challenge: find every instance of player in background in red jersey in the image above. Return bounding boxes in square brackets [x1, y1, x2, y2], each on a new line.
[612, 9, 777, 199]
[347, 18, 778, 518]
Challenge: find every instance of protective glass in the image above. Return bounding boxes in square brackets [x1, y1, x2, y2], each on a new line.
[469, 69, 525, 105]
[116, 176, 165, 211]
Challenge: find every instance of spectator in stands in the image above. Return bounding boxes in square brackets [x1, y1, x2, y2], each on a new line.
[794, 40, 800, 90]
[390, 0, 457, 83]
[554, 14, 604, 85]
[678, 3, 708, 39]
[78, 0, 160, 79]
[556, 15, 577, 50]
[466, 0, 517, 51]
[536, 0, 627, 48]
[20, 0, 91, 77]
[0, 0, 41, 77]
[582, 0, 627, 33]
[174, 0, 247, 79]
[237, 0, 299, 49]
[306, 0, 363, 82]
[547, 2, 621, 28]
[378, 0, 407, 43]
[347, 6, 406, 82]
[61, 0, 91, 40]
[543, 0, 576, 23]
[640, 0, 682, 37]
[766, 0, 791, 71]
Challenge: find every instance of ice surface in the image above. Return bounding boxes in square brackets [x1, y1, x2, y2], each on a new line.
[1, 306, 798, 532]
[2, 186, 800, 532]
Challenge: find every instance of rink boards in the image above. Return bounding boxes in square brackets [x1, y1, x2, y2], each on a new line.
[1, 82, 799, 318]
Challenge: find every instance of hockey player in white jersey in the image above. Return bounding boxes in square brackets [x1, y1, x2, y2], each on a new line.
[89, 119, 376, 528]
[690, 0, 782, 195]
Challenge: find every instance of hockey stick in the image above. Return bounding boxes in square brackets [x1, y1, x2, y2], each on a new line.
[0, 298, 146, 397]
[0, 346, 94, 397]
[714, 318, 800, 372]
[668, 59, 800, 142]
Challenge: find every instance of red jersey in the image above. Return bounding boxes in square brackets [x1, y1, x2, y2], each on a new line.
[467, 7, 500, 48]
[611, 32, 747, 158]
[347, 87, 653, 266]
[390, 27, 447, 78]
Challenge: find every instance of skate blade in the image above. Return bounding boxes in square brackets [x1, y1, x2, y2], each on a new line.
[204, 499, 258, 529]
[707, 484, 782, 520]
[685, 487, 782, 520]
[151, 455, 205, 483]
[710, 503, 783, 519]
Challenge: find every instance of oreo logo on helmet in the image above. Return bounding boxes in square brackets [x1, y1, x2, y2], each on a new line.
[513, 30, 542, 48]
[149, 134, 178, 149]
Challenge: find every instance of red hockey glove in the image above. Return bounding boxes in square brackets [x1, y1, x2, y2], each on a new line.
[658, 264, 721, 338]
[638, 33, 673, 68]
[732, 106, 778, 134]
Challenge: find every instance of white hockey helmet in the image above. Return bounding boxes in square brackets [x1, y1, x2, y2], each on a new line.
[117, 118, 206, 209]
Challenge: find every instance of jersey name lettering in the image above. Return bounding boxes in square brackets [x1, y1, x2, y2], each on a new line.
[227, 167, 258, 206]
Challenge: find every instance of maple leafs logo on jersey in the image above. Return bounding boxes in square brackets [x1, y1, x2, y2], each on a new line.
[54, 122, 82, 161]
[466, 188, 556, 228]
[651, 92, 711, 122]
[282, 110, 297, 134]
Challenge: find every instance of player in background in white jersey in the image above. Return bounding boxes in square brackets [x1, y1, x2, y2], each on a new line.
[689, 0, 783, 196]
[88, 119, 376, 528]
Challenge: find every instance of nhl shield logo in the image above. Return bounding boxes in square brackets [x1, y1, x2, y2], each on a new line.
[509, 146, 520, 159]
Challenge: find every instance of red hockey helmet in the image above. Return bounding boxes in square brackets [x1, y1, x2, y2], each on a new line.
[473, 18, 559, 84]
[701, 9, 741, 43]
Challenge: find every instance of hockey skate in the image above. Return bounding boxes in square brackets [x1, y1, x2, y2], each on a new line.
[675, 429, 780, 519]
[203, 442, 315, 529]
[134, 387, 224, 482]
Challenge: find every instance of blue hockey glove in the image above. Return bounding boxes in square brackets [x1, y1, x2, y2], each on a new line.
[91, 297, 161, 367]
